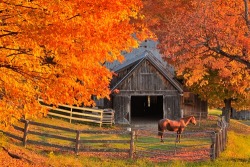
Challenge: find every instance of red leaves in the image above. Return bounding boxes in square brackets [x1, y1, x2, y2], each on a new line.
[142, 0, 250, 109]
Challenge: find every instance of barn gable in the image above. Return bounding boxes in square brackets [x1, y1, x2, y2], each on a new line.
[100, 40, 208, 125]
[111, 51, 182, 93]
[107, 49, 184, 124]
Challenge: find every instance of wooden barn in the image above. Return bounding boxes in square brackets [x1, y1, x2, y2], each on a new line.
[96, 40, 208, 124]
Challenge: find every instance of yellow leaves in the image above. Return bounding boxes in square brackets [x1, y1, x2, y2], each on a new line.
[183, 68, 208, 87]
[0, 0, 149, 126]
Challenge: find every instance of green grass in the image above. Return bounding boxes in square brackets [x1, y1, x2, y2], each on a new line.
[40, 116, 250, 166]
[237, 120, 250, 126]
[1, 115, 250, 167]
[208, 108, 222, 116]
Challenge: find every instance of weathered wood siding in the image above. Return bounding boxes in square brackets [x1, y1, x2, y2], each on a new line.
[111, 60, 181, 123]
[113, 95, 130, 124]
[118, 60, 176, 91]
[164, 95, 181, 120]
[182, 92, 208, 118]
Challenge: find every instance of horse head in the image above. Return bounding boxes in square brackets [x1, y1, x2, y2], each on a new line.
[190, 116, 197, 125]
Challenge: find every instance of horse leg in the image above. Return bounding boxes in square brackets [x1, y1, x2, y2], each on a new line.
[160, 134, 164, 142]
[175, 133, 179, 143]
[158, 124, 164, 142]
[160, 131, 164, 142]
[176, 132, 181, 143]
[158, 131, 164, 142]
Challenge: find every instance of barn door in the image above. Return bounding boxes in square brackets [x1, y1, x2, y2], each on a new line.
[164, 95, 181, 119]
[113, 95, 130, 124]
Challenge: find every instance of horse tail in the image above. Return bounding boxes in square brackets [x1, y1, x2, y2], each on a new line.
[158, 122, 163, 136]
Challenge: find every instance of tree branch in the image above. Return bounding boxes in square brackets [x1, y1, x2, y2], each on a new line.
[67, 13, 81, 20]
[243, 0, 250, 33]
[3, 1, 38, 10]
[0, 46, 32, 56]
[209, 47, 250, 69]
[0, 31, 18, 38]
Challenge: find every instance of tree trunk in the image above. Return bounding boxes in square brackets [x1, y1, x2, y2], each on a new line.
[222, 99, 231, 123]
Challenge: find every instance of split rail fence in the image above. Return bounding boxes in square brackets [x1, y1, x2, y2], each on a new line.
[2, 119, 135, 158]
[39, 100, 114, 127]
[133, 116, 228, 161]
[1, 117, 228, 160]
[213, 116, 228, 159]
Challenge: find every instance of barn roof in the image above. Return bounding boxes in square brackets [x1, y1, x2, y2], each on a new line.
[107, 40, 175, 74]
[109, 42, 183, 93]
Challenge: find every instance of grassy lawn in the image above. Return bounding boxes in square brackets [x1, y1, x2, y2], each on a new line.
[208, 108, 250, 126]
[0, 115, 250, 167]
[237, 120, 250, 126]
[208, 108, 222, 116]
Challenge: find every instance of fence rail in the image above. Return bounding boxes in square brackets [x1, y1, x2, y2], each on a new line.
[2, 117, 228, 161]
[132, 116, 228, 161]
[134, 129, 214, 161]
[39, 99, 114, 127]
[3, 119, 135, 158]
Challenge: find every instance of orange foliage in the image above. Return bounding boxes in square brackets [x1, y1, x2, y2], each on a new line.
[142, 0, 250, 109]
[0, 0, 150, 126]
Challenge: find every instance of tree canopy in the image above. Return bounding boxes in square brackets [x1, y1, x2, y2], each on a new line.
[2, 0, 249, 126]
[142, 0, 250, 111]
[0, 0, 151, 126]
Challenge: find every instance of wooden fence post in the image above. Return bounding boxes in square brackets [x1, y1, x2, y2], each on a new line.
[220, 129, 223, 152]
[75, 130, 80, 155]
[70, 107, 73, 123]
[135, 129, 138, 141]
[210, 133, 216, 160]
[225, 128, 228, 149]
[216, 130, 223, 158]
[129, 131, 135, 158]
[23, 120, 29, 147]
[213, 116, 229, 160]
[222, 128, 225, 151]
[215, 132, 219, 158]
[100, 111, 103, 127]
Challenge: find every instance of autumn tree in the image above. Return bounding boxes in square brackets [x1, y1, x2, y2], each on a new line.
[142, 0, 250, 122]
[0, 0, 150, 126]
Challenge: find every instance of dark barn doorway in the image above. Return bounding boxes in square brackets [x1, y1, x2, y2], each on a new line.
[131, 96, 163, 122]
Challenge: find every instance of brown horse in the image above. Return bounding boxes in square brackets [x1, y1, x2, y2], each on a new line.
[158, 116, 197, 143]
